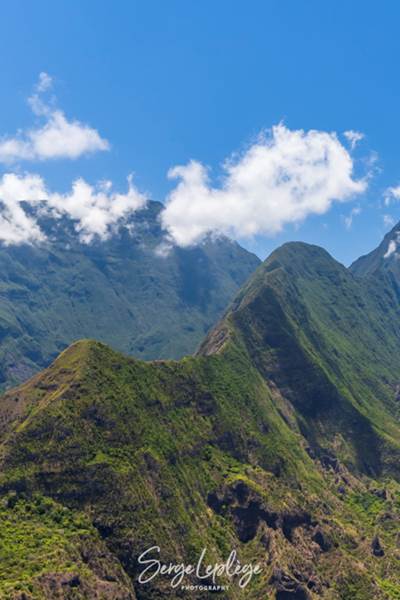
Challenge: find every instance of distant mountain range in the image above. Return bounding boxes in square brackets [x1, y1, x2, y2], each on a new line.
[0, 200, 259, 389]
[1, 225, 400, 598]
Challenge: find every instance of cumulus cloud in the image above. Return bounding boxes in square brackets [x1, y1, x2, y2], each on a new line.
[0, 173, 47, 244]
[0, 73, 109, 163]
[344, 206, 361, 230]
[0, 172, 146, 245]
[161, 124, 366, 247]
[344, 130, 364, 150]
[48, 175, 146, 242]
[384, 185, 400, 206]
[383, 214, 395, 229]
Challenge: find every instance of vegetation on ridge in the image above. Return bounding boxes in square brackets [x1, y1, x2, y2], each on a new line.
[1, 235, 400, 598]
[0, 201, 259, 390]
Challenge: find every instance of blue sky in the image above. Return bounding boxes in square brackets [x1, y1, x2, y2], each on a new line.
[1, 1, 400, 264]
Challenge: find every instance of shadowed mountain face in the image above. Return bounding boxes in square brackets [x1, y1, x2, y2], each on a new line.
[201, 242, 400, 477]
[0, 200, 259, 389]
[1, 236, 400, 598]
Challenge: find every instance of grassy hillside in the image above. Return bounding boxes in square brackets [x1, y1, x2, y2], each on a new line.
[201, 243, 400, 476]
[0, 242, 400, 598]
[0, 201, 259, 390]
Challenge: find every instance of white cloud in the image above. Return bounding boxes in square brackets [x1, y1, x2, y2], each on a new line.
[0, 73, 109, 163]
[383, 214, 395, 229]
[0, 173, 47, 244]
[29, 111, 109, 160]
[0, 172, 147, 245]
[36, 72, 53, 93]
[47, 174, 146, 242]
[344, 206, 361, 230]
[161, 124, 367, 247]
[344, 130, 364, 150]
[384, 185, 400, 206]
[384, 238, 397, 259]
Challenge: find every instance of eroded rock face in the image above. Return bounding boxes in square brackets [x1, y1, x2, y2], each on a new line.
[36, 571, 136, 600]
[311, 526, 332, 552]
[207, 481, 279, 542]
[275, 590, 310, 600]
[280, 511, 315, 543]
[320, 453, 340, 473]
[207, 480, 336, 596]
[33, 531, 138, 600]
[207, 480, 321, 547]
[270, 569, 312, 599]
[371, 535, 385, 557]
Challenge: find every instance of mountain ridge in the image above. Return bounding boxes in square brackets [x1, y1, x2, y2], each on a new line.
[1, 234, 400, 597]
[351, 221, 400, 282]
[0, 200, 260, 389]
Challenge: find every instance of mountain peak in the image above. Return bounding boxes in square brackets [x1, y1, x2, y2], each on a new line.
[216, 241, 344, 320]
[265, 240, 339, 272]
[351, 220, 400, 279]
[52, 338, 98, 367]
[200, 235, 400, 476]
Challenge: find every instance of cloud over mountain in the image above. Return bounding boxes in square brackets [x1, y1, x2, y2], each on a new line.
[0, 172, 146, 244]
[161, 124, 366, 247]
[0, 78, 368, 248]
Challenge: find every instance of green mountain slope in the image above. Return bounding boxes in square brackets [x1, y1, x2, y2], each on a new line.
[1, 241, 400, 598]
[201, 242, 400, 477]
[0, 201, 259, 389]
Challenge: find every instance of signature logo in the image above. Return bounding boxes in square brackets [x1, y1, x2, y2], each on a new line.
[137, 546, 262, 589]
